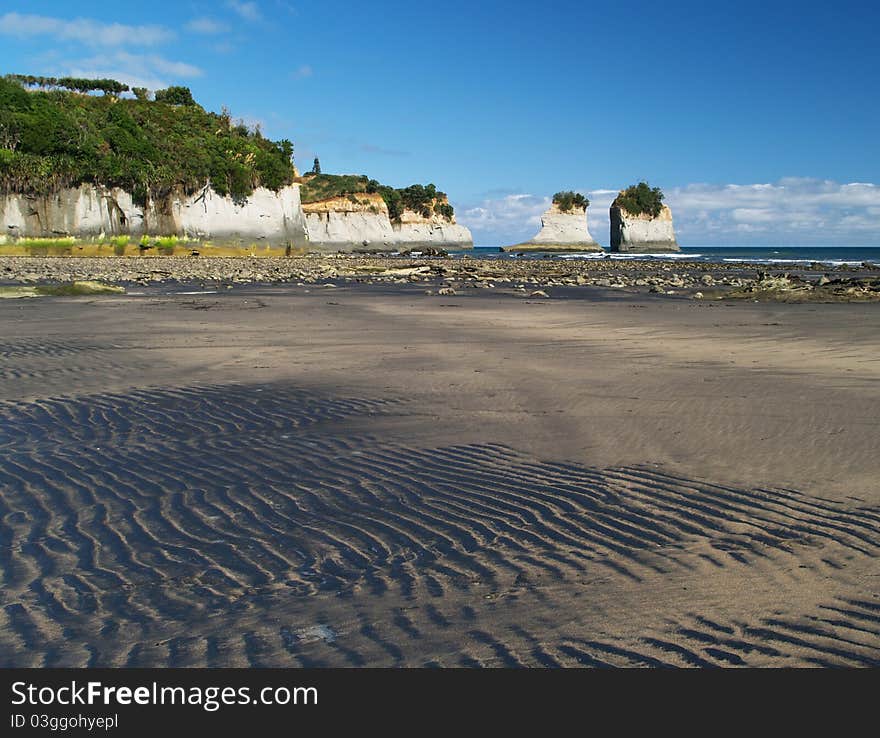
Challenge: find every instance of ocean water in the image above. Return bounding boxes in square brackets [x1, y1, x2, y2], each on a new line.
[446, 246, 880, 267]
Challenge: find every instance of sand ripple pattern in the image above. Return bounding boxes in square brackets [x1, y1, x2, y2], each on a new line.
[0, 337, 132, 388]
[1, 384, 877, 666]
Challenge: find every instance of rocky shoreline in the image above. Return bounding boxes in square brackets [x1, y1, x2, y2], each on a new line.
[2, 255, 879, 301]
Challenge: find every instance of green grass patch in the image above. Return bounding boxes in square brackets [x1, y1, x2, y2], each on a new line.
[13, 237, 77, 250]
[299, 174, 371, 203]
[111, 235, 130, 255]
[0, 281, 125, 298]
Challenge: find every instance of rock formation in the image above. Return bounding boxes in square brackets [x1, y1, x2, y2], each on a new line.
[609, 197, 679, 253]
[1, 184, 307, 246]
[503, 202, 602, 252]
[389, 202, 473, 251]
[303, 193, 472, 252]
[1, 184, 474, 251]
[302, 194, 395, 249]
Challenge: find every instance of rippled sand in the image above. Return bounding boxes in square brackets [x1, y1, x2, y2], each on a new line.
[1, 284, 878, 666]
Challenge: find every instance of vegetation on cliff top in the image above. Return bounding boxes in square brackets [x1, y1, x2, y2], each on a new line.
[299, 174, 454, 221]
[615, 182, 665, 217]
[552, 191, 589, 212]
[298, 174, 371, 203]
[0, 74, 457, 220]
[7, 74, 130, 96]
[0, 75, 295, 202]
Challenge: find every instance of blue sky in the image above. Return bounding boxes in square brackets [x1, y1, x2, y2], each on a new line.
[1, 0, 878, 246]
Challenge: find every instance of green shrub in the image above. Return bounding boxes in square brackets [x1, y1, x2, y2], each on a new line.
[435, 202, 454, 219]
[552, 191, 589, 212]
[299, 173, 455, 222]
[112, 235, 129, 255]
[615, 182, 665, 217]
[299, 173, 370, 203]
[153, 86, 196, 106]
[0, 76, 296, 202]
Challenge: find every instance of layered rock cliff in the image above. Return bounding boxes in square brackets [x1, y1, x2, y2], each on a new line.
[609, 198, 679, 253]
[504, 202, 602, 252]
[303, 194, 395, 249]
[391, 202, 473, 251]
[1, 184, 307, 246]
[1, 185, 473, 251]
[303, 193, 472, 251]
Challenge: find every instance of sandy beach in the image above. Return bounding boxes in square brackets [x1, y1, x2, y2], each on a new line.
[1, 271, 878, 667]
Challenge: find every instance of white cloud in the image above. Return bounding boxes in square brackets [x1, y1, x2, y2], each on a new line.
[227, 1, 262, 21]
[732, 208, 776, 222]
[458, 179, 880, 247]
[292, 64, 313, 79]
[459, 193, 549, 245]
[0, 12, 171, 46]
[667, 180, 880, 243]
[61, 52, 203, 92]
[186, 17, 229, 35]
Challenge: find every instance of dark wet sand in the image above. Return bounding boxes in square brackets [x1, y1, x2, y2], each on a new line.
[1, 283, 878, 666]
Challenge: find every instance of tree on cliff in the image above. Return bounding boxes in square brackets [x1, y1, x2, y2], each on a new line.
[279, 139, 294, 164]
[298, 174, 455, 222]
[311, 157, 321, 174]
[6, 75, 129, 96]
[552, 191, 589, 212]
[616, 182, 665, 217]
[154, 86, 196, 106]
[0, 76, 296, 201]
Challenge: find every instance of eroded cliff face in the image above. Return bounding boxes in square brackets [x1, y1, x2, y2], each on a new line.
[609, 200, 679, 253]
[303, 193, 472, 251]
[391, 202, 473, 251]
[303, 194, 396, 249]
[504, 202, 602, 252]
[1, 184, 307, 246]
[1, 184, 473, 251]
[2, 186, 137, 239]
[174, 185, 305, 244]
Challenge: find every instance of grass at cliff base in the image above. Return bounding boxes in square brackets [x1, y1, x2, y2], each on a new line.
[0, 237, 308, 258]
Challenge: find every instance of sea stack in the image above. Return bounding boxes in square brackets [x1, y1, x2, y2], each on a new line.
[609, 183, 679, 253]
[504, 192, 602, 252]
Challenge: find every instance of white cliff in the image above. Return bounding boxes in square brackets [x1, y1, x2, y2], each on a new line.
[2, 185, 138, 239]
[303, 193, 473, 251]
[303, 195, 396, 249]
[391, 206, 473, 250]
[174, 184, 305, 244]
[1, 183, 473, 251]
[503, 202, 602, 252]
[609, 199, 679, 252]
[1, 184, 308, 246]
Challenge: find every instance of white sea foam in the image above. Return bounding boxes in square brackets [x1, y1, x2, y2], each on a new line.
[721, 258, 864, 266]
[557, 252, 703, 261]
